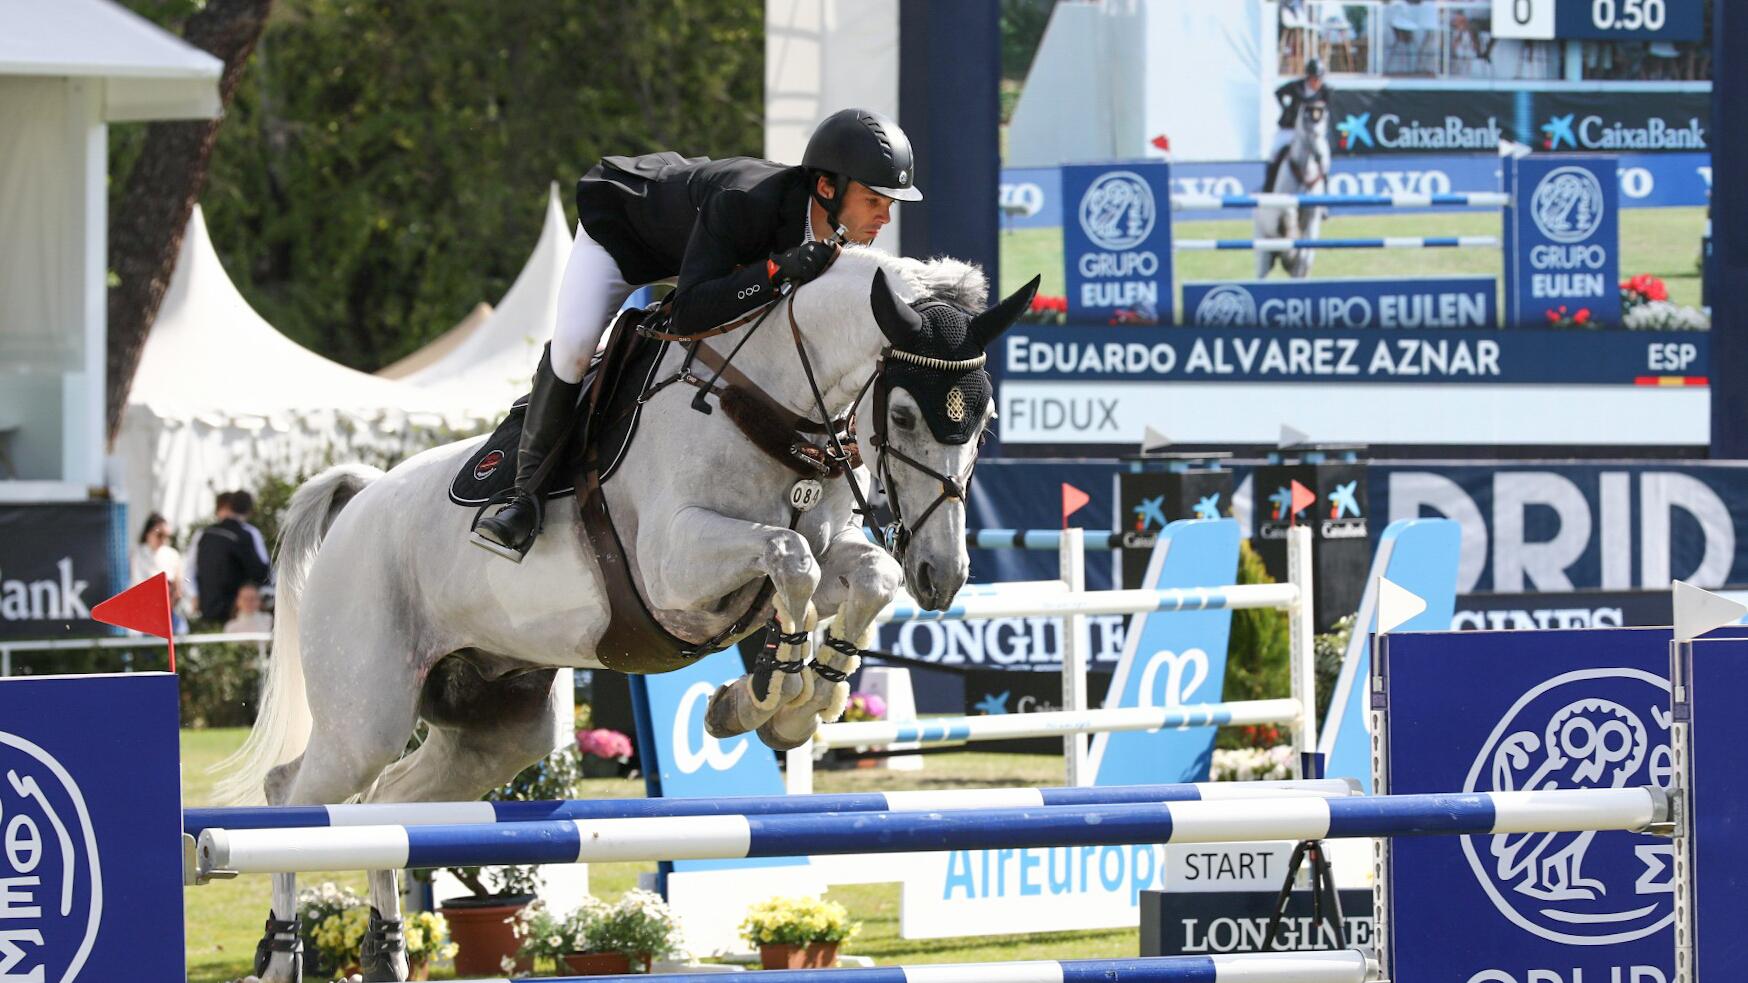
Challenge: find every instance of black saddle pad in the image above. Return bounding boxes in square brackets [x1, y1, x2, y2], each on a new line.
[449, 325, 671, 508]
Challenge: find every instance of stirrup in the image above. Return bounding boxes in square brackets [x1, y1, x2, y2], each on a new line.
[253, 916, 303, 979]
[469, 489, 544, 562]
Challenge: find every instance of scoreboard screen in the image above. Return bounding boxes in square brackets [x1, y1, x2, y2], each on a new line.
[1492, 0, 1704, 42]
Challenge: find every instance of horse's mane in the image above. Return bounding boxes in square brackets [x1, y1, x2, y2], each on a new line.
[834, 246, 989, 311]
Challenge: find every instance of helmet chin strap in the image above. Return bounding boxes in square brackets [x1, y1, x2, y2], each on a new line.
[810, 173, 853, 244]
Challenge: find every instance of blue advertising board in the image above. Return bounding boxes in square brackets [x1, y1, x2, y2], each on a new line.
[1552, 0, 1705, 41]
[1087, 519, 1239, 785]
[1000, 325, 1703, 384]
[1062, 162, 1172, 324]
[1685, 637, 1748, 979]
[1000, 153, 1710, 229]
[0, 672, 184, 981]
[1503, 155, 1621, 327]
[1379, 628, 1675, 982]
[1183, 276, 1497, 329]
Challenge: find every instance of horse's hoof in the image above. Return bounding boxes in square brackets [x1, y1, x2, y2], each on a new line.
[705, 680, 769, 738]
[253, 916, 303, 983]
[757, 714, 820, 752]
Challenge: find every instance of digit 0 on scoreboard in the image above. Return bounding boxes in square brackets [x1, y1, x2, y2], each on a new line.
[1493, 0, 1556, 39]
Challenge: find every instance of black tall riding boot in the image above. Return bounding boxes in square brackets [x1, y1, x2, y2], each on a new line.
[472, 346, 584, 561]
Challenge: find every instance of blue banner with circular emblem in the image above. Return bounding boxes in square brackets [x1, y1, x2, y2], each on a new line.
[1504, 155, 1621, 328]
[1062, 162, 1173, 325]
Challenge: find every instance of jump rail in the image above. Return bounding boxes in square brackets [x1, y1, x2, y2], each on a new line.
[195, 787, 1669, 877]
[182, 777, 1356, 837]
[1172, 191, 1511, 210]
[808, 699, 1303, 750]
[456, 950, 1379, 983]
[876, 582, 1300, 624]
[967, 528, 1118, 551]
[1175, 235, 1501, 252]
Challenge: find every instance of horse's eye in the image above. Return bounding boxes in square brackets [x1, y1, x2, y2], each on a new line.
[891, 408, 916, 430]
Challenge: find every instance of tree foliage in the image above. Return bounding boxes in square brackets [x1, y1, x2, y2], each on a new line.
[114, 0, 763, 372]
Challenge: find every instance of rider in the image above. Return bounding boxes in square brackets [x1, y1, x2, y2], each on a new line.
[1263, 57, 1332, 194]
[472, 108, 923, 560]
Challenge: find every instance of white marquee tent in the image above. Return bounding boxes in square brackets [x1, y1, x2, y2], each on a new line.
[116, 206, 493, 531]
[402, 184, 574, 412]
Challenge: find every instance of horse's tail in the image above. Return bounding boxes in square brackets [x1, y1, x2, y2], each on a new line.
[210, 463, 385, 806]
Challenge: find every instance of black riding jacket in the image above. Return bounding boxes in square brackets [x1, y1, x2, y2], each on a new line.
[575, 153, 812, 336]
[1275, 79, 1332, 129]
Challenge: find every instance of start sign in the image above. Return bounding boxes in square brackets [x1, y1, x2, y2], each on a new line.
[1063, 162, 1173, 325]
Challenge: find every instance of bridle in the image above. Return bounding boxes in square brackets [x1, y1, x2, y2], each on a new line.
[865, 341, 985, 562]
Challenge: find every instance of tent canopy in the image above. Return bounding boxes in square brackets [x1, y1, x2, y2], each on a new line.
[0, 0, 223, 121]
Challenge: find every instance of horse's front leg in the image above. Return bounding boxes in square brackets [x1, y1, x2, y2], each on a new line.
[757, 525, 903, 750]
[644, 505, 821, 738]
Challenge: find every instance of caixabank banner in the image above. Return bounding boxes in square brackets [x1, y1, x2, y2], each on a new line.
[1062, 162, 1172, 324]
[1503, 155, 1621, 327]
[0, 503, 126, 640]
[1329, 89, 1709, 156]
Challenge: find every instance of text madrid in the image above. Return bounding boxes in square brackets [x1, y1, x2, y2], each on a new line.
[1005, 335, 1503, 378]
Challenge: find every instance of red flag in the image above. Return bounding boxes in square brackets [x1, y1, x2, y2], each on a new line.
[1150, 134, 1171, 152]
[1288, 480, 1317, 525]
[92, 573, 176, 672]
[1061, 483, 1091, 528]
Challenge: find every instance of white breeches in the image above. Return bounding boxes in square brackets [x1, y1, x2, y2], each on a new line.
[1270, 127, 1297, 158]
[551, 227, 640, 384]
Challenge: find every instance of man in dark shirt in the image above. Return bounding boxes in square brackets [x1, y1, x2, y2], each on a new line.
[195, 490, 273, 623]
[1264, 58, 1332, 193]
[472, 108, 922, 560]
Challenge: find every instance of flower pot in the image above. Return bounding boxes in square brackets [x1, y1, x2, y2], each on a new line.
[440, 894, 535, 977]
[563, 951, 642, 975]
[759, 941, 840, 970]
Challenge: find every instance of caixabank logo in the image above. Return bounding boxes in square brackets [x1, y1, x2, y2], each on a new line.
[0, 730, 103, 981]
[1322, 479, 1367, 540]
[1461, 669, 1674, 945]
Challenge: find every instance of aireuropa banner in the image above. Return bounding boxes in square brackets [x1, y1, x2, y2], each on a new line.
[1001, 153, 1711, 229]
[1331, 88, 1709, 156]
[0, 502, 126, 640]
[1504, 155, 1621, 327]
[1062, 162, 1172, 324]
[1183, 276, 1497, 330]
[1373, 464, 1748, 594]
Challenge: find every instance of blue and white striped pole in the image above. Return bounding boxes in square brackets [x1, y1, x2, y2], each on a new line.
[967, 528, 1119, 551]
[1171, 191, 1510, 210]
[1174, 236, 1500, 252]
[182, 778, 1354, 837]
[878, 583, 1300, 624]
[463, 950, 1376, 983]
[809, 699, 1302, 750]
[196, 787, 1667, 876]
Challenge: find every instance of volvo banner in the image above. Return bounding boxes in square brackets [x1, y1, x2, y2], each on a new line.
[1062, 162, 1172, 324]
[1503, 154, 1621, 327]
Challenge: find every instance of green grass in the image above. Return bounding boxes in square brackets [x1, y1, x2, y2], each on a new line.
[998, 206, 1707, 314]
[185, 733, 1128, 981]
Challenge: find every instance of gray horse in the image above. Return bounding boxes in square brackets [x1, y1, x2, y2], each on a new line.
[217, 247, 1037, 982]
[1256, 101, 1332, 279]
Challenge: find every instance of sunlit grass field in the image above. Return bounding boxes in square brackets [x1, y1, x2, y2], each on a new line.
[997, 207, 1707, 314]
[184, 729, 1136, 982]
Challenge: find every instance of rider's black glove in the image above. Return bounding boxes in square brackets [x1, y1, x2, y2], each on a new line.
[767, 241, 837, 287]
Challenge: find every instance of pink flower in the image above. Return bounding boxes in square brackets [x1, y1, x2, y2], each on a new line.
[577, 728, 633, 760]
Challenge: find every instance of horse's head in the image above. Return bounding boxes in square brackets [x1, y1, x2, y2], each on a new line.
[868, 267, 1039, 609]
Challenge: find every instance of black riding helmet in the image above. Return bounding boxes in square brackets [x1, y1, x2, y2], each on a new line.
[803, 108, 923, 235]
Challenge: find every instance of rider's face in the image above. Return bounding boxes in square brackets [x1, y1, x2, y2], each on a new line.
[819, 177, 895, 244]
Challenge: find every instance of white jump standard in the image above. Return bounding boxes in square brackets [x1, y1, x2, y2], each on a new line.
[194, 787, 1670, 878]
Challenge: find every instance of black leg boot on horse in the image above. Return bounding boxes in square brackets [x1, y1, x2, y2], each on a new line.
[472, 345, 584, 561]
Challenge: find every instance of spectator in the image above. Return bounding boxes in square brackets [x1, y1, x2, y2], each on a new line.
[229, 489, 275, 599]
[182, 491, 231, 616]
[194, 491, 272, 624]
[224, 583, 273, 635]
[132, 512, 189, 634]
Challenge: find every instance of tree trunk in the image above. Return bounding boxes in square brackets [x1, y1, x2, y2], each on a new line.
[105, 0, 275, 443]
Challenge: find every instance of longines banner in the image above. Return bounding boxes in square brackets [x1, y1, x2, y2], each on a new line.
[1329, 89, 1709, 155]
[1001, 152, 1711, 228]
[0, 503, 125, 640]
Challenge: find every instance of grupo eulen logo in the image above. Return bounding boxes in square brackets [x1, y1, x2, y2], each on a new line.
[0, 730, 104, 982]
[1530, 166, 1606, 244]
[1078, 171, 1155, 251]
[1193, 285, 1257, 327]
[1461, 669, 1674, 945]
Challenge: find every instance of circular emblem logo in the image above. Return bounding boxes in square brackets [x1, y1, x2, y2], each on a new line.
[1078, 171, 1156, 251]
[945, 387, 967, 423]
[1193, 285, 1258, 327]
[1530, 166, 1607, 244]
[788, 479, 824, 512]
[473, 450, 506, 481]
[1461, 668, 1675, 945]
[0, 730, 104, 982]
